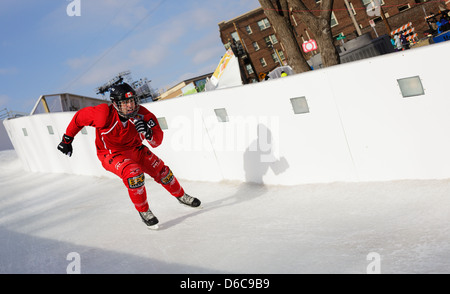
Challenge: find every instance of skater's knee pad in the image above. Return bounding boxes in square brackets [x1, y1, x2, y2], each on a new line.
[123, 164, 145, 189]
[158, 166, 174, 185]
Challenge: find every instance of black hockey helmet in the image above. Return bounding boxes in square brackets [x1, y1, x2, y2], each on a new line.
[110, 83, 136, 102]
[109, 83, 140, 119]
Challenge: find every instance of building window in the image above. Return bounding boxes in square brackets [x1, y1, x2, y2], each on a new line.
[252, 42, 260, 51]
[231, 31, 239, 42]
[398, 4, 411, 12]
[264, 34, 278, 46]
[245, 25, 253, 34]
[272, 34, 279, 44]
[257, 18, 271, 31]
[272, 52, 280, 63]
[330, 12, 338, 27]
[372, 16, 383, 23]
[246, 64, 254, 75]
[271, 50, 286, 64]
[260, 58, 267, 67]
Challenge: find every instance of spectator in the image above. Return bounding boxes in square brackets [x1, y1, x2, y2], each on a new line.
[400, 33, 409, 50]
[394, 34, 403, 51]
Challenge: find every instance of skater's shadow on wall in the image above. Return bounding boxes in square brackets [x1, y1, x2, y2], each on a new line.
[162, 124, 289, 229]
[243, 123, 289, 184]
[218, 123, 290, 206]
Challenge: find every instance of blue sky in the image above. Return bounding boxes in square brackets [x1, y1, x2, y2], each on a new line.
[0, 0, 260, 114]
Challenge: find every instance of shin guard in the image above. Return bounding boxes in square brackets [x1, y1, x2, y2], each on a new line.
[158, 166, 184, 197]
[123, 164, 149, 212]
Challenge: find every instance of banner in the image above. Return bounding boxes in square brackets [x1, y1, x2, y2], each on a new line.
[210, 49, 234, 86]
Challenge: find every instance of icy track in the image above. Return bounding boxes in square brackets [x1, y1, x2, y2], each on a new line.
[0, 149, 449, 274]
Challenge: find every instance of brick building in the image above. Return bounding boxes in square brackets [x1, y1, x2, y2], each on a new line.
[219, 7, 285, 83]
[218, 0, 448, 83]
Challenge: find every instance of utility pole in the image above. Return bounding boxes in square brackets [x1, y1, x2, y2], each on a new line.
[344, 0, 362, 36]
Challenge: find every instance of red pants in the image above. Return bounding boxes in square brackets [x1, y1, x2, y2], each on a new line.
[100, 146, 184, 212]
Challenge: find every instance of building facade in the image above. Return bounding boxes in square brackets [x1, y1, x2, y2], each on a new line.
[218, 0, 448, 83]
[156, 73, 213, 100]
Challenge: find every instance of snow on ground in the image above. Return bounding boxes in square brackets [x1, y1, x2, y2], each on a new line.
[0, 149, 449, 274]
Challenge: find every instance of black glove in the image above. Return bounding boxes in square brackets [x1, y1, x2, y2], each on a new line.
[134, 119, 153, 140]
[57, 134, 74, 157]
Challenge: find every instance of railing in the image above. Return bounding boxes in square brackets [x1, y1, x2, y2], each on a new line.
[0, 108, 27, 120]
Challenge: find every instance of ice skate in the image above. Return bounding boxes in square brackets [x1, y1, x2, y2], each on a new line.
[177, 193, 201, 208]
[139, 208, 159, 230]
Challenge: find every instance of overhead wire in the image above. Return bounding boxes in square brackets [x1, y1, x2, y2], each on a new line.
[62, 0, 168, 92]
[261, 0, 445, 13]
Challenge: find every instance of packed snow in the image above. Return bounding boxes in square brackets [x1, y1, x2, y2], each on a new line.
[0, 149, 449, 274]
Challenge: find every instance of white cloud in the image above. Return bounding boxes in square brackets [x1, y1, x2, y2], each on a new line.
[63, 10, 188, 87]
[60, 0, 261, 93]
[129, 45, 167, 68]
[107, 1, 150, 29]
[175, 62, 216, 83]
[66, 56, 91, 70]
[0, 68, 18, 75]
[37, 0, 152, 41]
[191, 47, 223, 65]
[184, 31, 225, 65]
[77, 63, 129, 86]
[187, 7, 217, 28]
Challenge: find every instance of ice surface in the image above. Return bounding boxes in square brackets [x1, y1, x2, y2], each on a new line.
[0, 149, 449, 274]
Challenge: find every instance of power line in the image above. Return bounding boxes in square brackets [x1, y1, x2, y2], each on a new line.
[262, 0, 445, 14]
[62, 0, 168, 92]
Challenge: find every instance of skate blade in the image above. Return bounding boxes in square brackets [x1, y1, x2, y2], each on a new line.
[178, 203, 203, 209]
[147, 224, 159, 230]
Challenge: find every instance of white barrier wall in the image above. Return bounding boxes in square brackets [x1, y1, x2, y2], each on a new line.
[4, 41, 450, 185]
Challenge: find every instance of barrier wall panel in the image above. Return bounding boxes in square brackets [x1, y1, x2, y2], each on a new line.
[326, 43, 450, 181]
[141, 97, 224, 183]
[4, 41, 450, 185]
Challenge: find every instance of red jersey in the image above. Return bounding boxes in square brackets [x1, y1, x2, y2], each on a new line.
[65, 103, 163, 157]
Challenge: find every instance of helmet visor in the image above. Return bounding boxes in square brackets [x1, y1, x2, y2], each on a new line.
[114, 96, 140, 119]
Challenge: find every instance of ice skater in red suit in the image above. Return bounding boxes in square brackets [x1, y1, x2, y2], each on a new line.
[57, 83, 200, 229]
